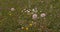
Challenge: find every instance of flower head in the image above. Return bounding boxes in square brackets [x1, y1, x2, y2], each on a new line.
[11, 8, 15, 11]
[29, 23, 33, 26]
[40, 13, 46, 17]
[32, 14, 37, 19]
[26, 27, 28, 30]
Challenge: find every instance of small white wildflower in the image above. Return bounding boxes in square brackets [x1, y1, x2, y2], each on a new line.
[26, 10, 30, 13]
[32, 9, 35, 12]
[32, 9, 37, 12]
[24, 10, 30, 13]
[40, 13, 46, 17]
[11, 8, 15, 11]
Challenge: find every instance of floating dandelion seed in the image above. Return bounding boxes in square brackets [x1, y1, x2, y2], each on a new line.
[11, 8, 15, 11]
[32, 14, 38, 19]
[40, 13, 46, 17]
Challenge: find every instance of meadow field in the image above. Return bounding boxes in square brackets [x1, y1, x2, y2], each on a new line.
[0, 0, 60, 32]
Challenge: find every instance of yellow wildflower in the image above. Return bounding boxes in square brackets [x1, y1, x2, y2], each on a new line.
[29, 23, 33, 26]
[26, 27, 28, 30]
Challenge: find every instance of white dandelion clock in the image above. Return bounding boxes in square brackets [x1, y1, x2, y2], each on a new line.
[11, 8, 15, 11]
[32, 14, 38, 20]
[40, 13, 46, 17]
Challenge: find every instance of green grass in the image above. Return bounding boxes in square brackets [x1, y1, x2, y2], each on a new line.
[0, 0, 60, 32]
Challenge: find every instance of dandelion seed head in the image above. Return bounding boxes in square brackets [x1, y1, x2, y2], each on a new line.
[32, 14, 37, 19]
[40, 13, 46, 17]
